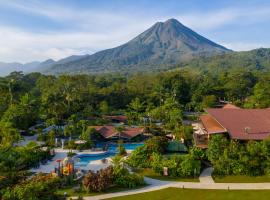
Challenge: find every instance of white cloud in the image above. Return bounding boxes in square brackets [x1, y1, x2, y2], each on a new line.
[0, 1, 270, 62]
[0, 24, 153, 62]
[177, 9, 238, 30]
[222, 42, 267, 51]
[176, 6, 270, 31]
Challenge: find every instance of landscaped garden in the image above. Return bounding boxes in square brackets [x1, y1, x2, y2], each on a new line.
[1, 70, 270, 199]
[126, 136, 203, 181]
[208, 135, 270, 179]
[135, 168, 199, 182]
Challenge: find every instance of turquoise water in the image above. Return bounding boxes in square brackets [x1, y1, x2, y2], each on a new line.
[74, 143, 144, 167]
[107, 143, 144, 151]
[74, 152, 116, 167]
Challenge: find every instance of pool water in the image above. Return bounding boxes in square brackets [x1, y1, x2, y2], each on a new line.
[74, 143, 144, 167]
[106, 143, 144, 151]
[74, 152, 116, 167]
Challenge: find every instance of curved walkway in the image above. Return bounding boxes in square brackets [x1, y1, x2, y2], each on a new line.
[76, 167, 270, 200]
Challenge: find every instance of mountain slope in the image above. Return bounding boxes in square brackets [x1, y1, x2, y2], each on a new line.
[43, 18, 230, 74]
[0, 59, 57, 76]
[178, 48, 270, 74]
[0, 62, 23, 76]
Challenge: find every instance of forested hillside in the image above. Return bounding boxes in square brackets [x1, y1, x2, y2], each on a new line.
[0, 68, 269, 139]
[177, 48, 270, 74]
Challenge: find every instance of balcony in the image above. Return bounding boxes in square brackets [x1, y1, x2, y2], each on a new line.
[192, 123, 209, 149]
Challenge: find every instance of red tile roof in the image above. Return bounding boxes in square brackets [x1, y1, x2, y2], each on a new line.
[121, 127, 144, 138]
[90, 125, 143, 139]
[200, 115, 226, 134]
[91, 126, 116, 138]
[207, 108, 270, 140]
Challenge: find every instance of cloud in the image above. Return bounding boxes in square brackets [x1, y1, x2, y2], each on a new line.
[222, 42, 267, 51]
[176, 6, 270, 31]
[0, 24, 154, 62]
[177, 9, 238, 30]
[0, 1, 270, 62]
[0, 0, 153, 32]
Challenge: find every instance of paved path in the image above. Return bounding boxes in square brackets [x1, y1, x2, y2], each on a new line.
[73, 167, 270, 200]
[199, 167, 214, 184]
[80, 180, 270, 200]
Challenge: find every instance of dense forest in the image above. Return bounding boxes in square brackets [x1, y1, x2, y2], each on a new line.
[0, 67, 270, 146]
[177, 48, 270, 74]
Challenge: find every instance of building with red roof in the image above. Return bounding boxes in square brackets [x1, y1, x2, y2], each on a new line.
[193, 104, 270, 148]
[90, 125, 144, 140]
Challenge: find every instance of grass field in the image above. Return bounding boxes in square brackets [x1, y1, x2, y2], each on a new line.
[213, 175, 270, 183]
[56, 185, 145, 197]
[135, 168, 199, 182]
[108, 187, 270, 200]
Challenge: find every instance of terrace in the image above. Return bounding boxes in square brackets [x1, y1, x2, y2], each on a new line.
[192, 114, 227, 148]
[192, 123, 209, 149]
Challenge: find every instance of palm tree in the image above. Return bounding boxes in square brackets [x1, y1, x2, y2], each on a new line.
[115, 126, 125, 140]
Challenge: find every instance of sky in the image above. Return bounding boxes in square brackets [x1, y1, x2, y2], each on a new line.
[0, 0, 270, 63]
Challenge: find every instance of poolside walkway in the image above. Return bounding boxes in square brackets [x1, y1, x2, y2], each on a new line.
[30, 149, 68, 173]
[30, 148, 111, 173]
[77, 168, 270, 200]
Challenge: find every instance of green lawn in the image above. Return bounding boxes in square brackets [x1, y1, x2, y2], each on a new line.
[135, 168, 199, 182]
[56, 185, 145, 197]
[213, 175, 270, 183]
[108, 187, 270, 200]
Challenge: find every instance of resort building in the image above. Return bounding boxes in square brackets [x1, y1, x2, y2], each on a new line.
[193, 104, 270, 148]
[90, 125, 144, 140]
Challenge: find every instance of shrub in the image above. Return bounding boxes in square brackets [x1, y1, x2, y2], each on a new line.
[112, 155, 145, 188]
[114, 173, 144, 188]
[150, 153, 163, 174]
[2, 174, 61, 200]
[127, 137, 168, 169]
[163, 155, 183, 177]
[145, 136, 168, 154]
[126, 146, 150, 168]
[82, 166, 114, 192]
[207, 135, 270, 176]
[179, 155, 201, 177]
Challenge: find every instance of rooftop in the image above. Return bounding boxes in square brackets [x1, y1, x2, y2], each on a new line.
[91, 125, 143, 139]
[200, 115, 226, 134]
[206, 108, 270, 140]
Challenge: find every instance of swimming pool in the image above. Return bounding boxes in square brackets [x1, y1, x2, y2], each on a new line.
[96, 143, 144, 152]
[74, 152, 116, 168]
[74, 143, 144, 167]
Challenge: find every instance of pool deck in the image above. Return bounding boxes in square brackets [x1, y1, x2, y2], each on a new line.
[29, 145, 137, 174]
[30, 148, 68, 173]
[81, 159, 112, 171]
[76, 150, 109, 156]
[29, 148, 113, 173]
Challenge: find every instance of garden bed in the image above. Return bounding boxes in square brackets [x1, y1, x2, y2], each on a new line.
[135, 168, 199, 182]
[55, 185, 146, 197]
